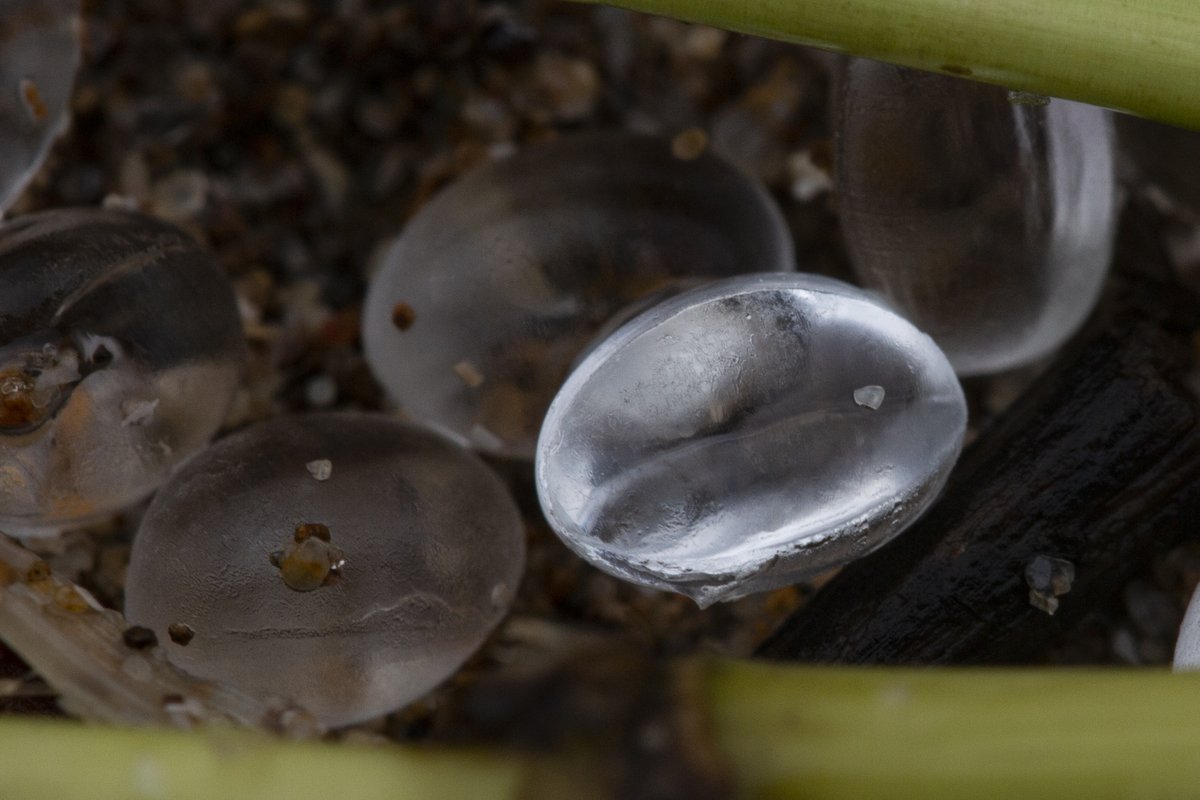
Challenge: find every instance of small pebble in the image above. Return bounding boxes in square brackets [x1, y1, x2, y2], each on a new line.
[1025, 554, 1074, 616]
[453, 360, 485, 389]
[306, 459, 332, 481]
[305, 374, 338, 408]
[671, 128, 708, 160]
[391, 302, 416, 331]
[167, 623, 195, 646]
[122, 625, 158, 650]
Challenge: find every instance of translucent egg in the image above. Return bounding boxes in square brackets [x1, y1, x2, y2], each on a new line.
[837, 60, 1117, 376]
[0, 0, 81, 212]
[0, 208, 245, 531]
[362, 133, 794, 460]
[1176, 584, 1200, 671]
[123, 413, 525, 729]
[536, 273, 966, 607]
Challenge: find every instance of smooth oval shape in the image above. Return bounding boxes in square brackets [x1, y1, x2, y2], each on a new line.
[0, 209, 246, 531]
[124, 413, 525, 729]
[0, 0, 80, 212]
[536, 273, 966, 607]
[1174, 584, 1200, 671]
[362, 133, 794, 460]
[837, 60, 1117, 376]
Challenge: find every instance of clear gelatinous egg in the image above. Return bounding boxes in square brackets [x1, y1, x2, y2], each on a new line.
[0, 208, 245, 531]
[837, 60, 1117, 376]
[0, 0, 80, 212]
[535, 273, 967, 607]
[124, 413, 525, 729]
[362, 133, 794, 460]
[1174, 584, 1200, 671]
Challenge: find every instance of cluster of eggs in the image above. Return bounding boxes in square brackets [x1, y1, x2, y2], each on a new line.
[2, 7, 1146, 725]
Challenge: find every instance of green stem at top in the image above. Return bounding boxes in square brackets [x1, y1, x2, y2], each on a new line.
[571, 0, 1200, 129]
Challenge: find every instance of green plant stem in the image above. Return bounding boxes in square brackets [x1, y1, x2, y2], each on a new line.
[0, 719, 532, 800]
[572, 0, 1200, 129]
[9, 661, 1200, 798]
[705, 660, 1200, 799]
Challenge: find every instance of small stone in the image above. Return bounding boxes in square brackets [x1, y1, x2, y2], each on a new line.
[391, 302, 417, 331]
[535, 52, 599, 122]
[1025, 554, 1074, 615]
[150, 170, 210, 223]
[293, 522, 332, 542]
[671, 128, 708, 161]
[1028, 589, 1059, 616]
[120, 398, 160, 427]
[454, 361, 485, 389]
[122, 625, 158, 650]
[305, 459, 332, 481]
[167, 623, 195, 646]
[275, 535, 343, 593]
[304, 374, 338, 408]
[788, 150, 833, 202]
[1025, 555, 1075, 596]
[53, 585, 91, 613]
[853, 385, 885, 410]
[683, 26, 726, 60]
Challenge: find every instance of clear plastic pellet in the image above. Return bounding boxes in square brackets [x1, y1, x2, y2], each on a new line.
[837, 60, 1117, 376]
[362, 133, 794, 460]
[123, 413, 526, 729]
[536, 273, 967, 607]
[0, 209, 245, 531]
[0, 0, 80, 213]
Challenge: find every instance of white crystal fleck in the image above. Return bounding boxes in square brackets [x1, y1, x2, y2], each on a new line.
[853, 385, 885, 410]
[305, 459, 332, 481]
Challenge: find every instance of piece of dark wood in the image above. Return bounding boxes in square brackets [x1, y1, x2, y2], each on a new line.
[759, 207, 1200, 664]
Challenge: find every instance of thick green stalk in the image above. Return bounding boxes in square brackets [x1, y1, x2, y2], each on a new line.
[705, 660, 1200, 799]
[9, 661, 1200, 798]
[572, 0, 1200, 130]
[0, 719, 532, 800]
